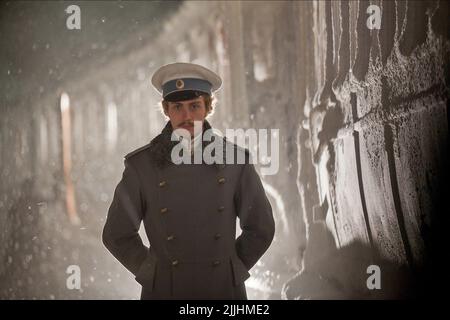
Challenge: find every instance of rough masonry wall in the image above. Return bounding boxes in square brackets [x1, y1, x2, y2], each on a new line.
[284, 0, 449, 299]
[0, 1, 448, 299]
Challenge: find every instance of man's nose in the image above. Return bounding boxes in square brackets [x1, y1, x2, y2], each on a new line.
[180, 105, 193, 120]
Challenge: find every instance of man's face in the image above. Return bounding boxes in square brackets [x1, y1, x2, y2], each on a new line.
[164, 96, 207, 137]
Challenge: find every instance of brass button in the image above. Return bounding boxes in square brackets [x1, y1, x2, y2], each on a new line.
[167, 235, 175, 241]
[171, 260, 179, 266]
[212, 260, 221, 267]
[218, 177, 226, 184]
[218, 206, 225, 212]
[214, 233, 221, 240]
[159, 180, 167, 187]
[160, 207, 168, 214]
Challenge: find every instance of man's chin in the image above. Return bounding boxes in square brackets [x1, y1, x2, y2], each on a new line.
[176, 127, 193, 136]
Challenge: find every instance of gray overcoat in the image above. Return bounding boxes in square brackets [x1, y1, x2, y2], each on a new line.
[102, 120, 275, 299]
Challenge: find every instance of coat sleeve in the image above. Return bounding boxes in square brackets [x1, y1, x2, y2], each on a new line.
[102, 159, 148, 276]
[234, 163, 275, 271]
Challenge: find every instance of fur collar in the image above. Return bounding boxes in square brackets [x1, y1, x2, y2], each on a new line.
[148, 119, 229, 169]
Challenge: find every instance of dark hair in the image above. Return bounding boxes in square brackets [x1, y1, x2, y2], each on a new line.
[161, 94, 216, 117]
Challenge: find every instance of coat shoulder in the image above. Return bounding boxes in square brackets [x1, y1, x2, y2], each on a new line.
[222, 137, 249, 153]
[124, 143, 152, 161]
[223, 137, 251, 163]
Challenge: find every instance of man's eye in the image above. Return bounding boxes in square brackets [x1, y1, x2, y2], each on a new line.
[192, 104, 199, 109]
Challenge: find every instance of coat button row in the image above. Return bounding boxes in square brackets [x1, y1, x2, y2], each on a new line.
[167, 234, 219, 241]
[167, 234, 218, 241]
[161, 176, 226, 186]
[161, 207, 224, 215]
[171, 260, 220, 267]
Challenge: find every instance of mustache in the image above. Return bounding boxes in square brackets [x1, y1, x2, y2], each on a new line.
[178, 121, 194, 127]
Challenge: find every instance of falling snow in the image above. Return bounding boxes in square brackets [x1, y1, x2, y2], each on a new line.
[0, 0, 448, 301]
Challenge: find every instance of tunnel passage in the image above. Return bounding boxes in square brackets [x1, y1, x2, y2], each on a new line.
[1, 1, 448, 299]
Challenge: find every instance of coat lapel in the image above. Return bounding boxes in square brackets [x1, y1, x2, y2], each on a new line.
[148, 120, 228, 169]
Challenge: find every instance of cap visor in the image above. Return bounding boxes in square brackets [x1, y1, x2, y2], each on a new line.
[164, 90, 209, 102]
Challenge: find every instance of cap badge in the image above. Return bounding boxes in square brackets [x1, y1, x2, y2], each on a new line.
[176, 79, 185, 89]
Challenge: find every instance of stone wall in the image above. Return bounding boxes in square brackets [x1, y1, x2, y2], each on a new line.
[284, 0, 449, 299]
[0, 0, 448, 299]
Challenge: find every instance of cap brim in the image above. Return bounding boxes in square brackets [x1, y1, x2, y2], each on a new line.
[151, 62, 222, 94]
[164, 90, 208, 102]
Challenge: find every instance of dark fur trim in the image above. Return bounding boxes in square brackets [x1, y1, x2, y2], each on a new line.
[148, 120, 240, 169]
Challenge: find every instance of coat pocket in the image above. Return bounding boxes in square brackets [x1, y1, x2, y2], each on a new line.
[230, 256, 251, 286]
[135, 252, 157, 291]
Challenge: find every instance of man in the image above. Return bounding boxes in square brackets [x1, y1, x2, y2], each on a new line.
[102, 62, 275, 300]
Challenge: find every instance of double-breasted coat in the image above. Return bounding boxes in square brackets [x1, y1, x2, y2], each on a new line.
[102, 120, 275, 299]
